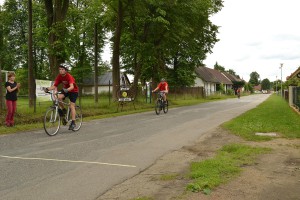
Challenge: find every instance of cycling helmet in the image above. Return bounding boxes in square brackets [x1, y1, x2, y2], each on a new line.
[58, 63, 70, 71]
[161, 78, 166, 82]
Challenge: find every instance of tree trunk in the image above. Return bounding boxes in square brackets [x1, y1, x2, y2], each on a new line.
[112, 0, 123, 99]
[28, 0, 36, 111]
[44, 0, 70, 79]
[0, 10, 3, 112]
[94, 23, 99, 103]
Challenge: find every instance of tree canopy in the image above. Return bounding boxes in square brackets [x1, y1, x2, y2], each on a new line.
[249, 71, 260, 86]
[261, 78, 271, 90]
[0, 0, 224, 96]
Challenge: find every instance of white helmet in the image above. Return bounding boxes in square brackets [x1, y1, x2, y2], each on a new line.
[58, 63, 70, 71]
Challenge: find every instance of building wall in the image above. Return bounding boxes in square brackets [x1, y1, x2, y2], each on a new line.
[82, 86, 111, 95]
[194, 77, 217, 96]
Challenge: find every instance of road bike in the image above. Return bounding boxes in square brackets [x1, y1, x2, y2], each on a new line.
[43, 90, 82, 136]
[154, 91, 168, 115]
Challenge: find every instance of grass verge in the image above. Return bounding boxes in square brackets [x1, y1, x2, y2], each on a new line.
[222, 94, 300, 141]
[187, 143, 271, 194]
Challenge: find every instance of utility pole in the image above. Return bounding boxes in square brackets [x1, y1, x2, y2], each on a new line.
[280, 63, 283, 97]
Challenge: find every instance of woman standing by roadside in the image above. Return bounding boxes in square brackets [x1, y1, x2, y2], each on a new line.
[5, 72, 21, 127]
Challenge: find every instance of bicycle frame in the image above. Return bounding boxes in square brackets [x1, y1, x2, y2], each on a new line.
[50, 91, 71, 119]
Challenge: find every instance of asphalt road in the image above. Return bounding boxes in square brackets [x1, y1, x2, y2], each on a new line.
[0, 94, 270, 200]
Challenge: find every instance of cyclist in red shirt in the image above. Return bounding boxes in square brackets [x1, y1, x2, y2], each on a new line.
[44, 63, 79, 130]
[152, 78, 169, 103]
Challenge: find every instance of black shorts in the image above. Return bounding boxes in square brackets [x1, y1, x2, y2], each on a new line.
[61, 90, 78, 103]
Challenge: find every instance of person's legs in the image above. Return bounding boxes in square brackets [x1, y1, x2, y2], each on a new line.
[70, 102, 76, 121]
[5, 100, 13, 126]
[163, 92, 168, 102]
[10, 100, 17, 126]
[58, 93, 65, 110]
[68, 93, 78, 130]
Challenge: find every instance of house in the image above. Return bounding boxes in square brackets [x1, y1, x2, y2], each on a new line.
[194, 66, 233, 96]
[81, 72, 131, 95]
[253, 84, 262, 93]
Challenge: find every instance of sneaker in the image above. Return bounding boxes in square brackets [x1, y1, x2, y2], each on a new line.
[69, 123, 76, 130]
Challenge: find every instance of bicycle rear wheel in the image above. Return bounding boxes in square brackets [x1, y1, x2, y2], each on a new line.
[163, 100, 168, 113]
[72, 105, 83, 131]
[155, 100, 162, 115]
[44, 107, 60, 136]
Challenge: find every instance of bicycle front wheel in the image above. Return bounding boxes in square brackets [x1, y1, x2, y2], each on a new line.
[44, 107, 60, 136]
[155, 100, 161, 115]
[72, 105, 83, 131]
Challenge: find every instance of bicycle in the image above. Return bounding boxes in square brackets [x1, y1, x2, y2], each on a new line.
[154, 91, 168, 115]
[43, 90, 83, 136]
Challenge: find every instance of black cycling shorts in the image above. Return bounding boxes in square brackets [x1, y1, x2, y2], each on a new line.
[61, 90, 78, 103]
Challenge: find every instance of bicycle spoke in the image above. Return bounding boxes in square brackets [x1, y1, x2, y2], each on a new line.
[43, 107, 60, 136]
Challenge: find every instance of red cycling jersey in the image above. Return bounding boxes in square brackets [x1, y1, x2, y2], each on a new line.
[54, 73, 78, 93]
[157, 82, 168, 91]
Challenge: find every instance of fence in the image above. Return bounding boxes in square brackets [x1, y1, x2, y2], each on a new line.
[290, 86, 300, 110]
[169, 86, 205, 99]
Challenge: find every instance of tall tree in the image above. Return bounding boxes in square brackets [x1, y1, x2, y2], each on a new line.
[249, 71, 260, 86]
[44, 0, 70, 79]
[28, 0, 36, 110]
[0, 5, 3, 111]
[214, 62, 225, 72]
[94, 22, 99, 103]
[261, 78, 271, 90]
[111, 0, 124, 99]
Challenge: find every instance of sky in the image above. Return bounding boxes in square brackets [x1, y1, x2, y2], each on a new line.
[204, 0, 300, 82]
[1, 0, 299, 82]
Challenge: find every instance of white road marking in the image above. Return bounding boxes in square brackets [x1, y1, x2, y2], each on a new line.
[0, 155, 136, 168]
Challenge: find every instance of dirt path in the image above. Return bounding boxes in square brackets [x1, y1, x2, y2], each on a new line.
[98, 128, 300, 200]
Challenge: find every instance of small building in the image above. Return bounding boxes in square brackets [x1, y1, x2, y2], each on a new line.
[81, 72, 131, 95]
[194, 66, 233, 96]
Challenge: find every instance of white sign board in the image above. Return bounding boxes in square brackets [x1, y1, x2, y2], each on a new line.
[36, 79, 53, 101]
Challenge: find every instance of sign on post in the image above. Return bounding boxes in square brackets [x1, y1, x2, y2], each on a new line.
[35, 79, 53, 101]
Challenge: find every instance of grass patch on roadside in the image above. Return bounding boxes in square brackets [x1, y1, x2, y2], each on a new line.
[222, 94, 300, 141]
[187, 143, 271, 193]
[160, 173, 178, 181]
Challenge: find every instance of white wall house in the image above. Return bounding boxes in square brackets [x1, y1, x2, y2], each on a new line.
[82, 72, 130, 95]
[194, 66, 234, 96]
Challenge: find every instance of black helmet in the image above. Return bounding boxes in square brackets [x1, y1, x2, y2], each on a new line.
[58, 63, 70, 71]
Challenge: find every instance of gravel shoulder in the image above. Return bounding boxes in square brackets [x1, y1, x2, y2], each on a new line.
[98, 127, 300, 200]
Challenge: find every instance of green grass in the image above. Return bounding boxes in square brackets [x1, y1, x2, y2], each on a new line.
[187, 143, 271, 193]
[160, 173, 178, 181]
[223, 94, 300, 141]
[0, 94, 235, 135]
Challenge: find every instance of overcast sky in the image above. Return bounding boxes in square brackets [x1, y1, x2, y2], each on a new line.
[1, 0, 299, 82]
[204, 0, 300, 82]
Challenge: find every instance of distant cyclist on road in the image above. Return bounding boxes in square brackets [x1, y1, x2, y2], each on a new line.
[152, 78, 169, 103]
[44, 63, 79, 130]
